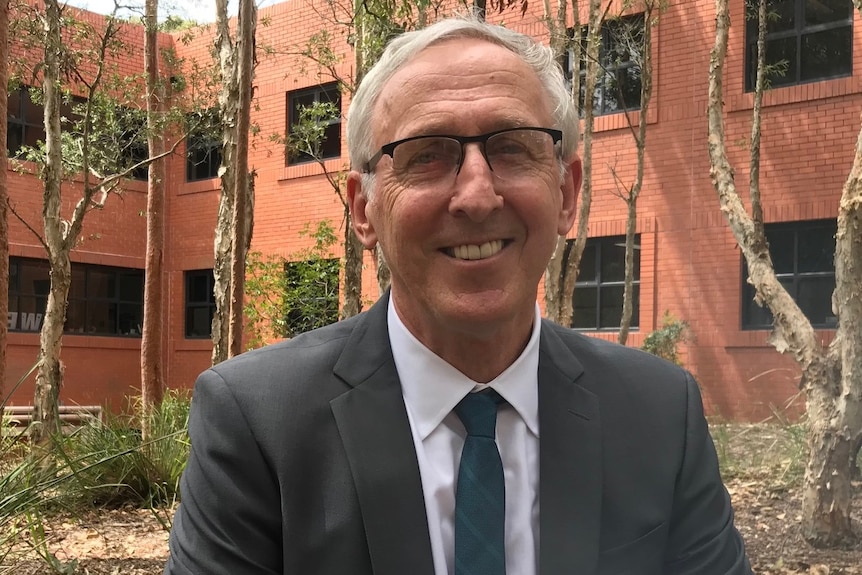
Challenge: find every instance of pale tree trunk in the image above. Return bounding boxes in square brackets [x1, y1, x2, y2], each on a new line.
[0, 0, 9, 417]
[708, 0, 862, 547]
[618, 1, 656, 345]
[542, 0, 570, 323]
[31, 0, 66, 445]
[227, 0, 256, 358]
[140, 0, 165, 441]
[556, 0, 602, 326]
[212, 0, 238, 364]
[341, 207, 363, 318]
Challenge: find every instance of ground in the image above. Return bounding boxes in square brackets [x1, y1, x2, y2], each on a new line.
[6, 424, 862, 574]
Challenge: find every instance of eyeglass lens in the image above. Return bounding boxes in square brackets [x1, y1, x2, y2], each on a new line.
[390, 129, 558, 185]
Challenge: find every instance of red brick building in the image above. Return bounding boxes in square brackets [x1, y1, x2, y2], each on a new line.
[5, 0, 859, 420]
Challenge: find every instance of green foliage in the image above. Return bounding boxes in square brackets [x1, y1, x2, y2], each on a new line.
[286, 100, 341, 163]
[640, 311, 691, 365]
[56, 390, 191, 509]
[245, 221, 341, 348]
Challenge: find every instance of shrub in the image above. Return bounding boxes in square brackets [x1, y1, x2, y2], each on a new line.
[640, 311, 692, 366]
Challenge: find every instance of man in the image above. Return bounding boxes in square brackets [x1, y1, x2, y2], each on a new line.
[165, 15, 752, 575]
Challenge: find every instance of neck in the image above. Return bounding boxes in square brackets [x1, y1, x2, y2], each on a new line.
[393, 298, 536, 383]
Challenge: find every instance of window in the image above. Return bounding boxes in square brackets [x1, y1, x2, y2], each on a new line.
[116, 108, 149, 181]
[6, 87, 86, 158]
[283, 258, 340, 337]
[6, 86, 46, 156]
[742, 220, 836, 329]
[569, 236, 640, 329]
[565, 15, 644, 117]
[185, 270, 216, 338]
[286, 83, 342, 165]
[186, 110, 222, 181]
[745, 0, 852, 91]
[8, 257, 144, 336]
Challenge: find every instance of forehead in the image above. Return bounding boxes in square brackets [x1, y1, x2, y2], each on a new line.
[373, 38, 552, 142]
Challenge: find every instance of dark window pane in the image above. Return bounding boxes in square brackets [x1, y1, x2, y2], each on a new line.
[797, 228, 834, 273]
[797, 276, 836, 326]
[572, 286, 598, 329]
[599, 285, 625, 328]
[87, 269, 116, 300]
[188, 273, 211, 303]
[801, 27, 852, 82]
[765, 36, 799, 88]
[767, 228, 795, 273]
[804, 0, 851, 26]
[118, 303, 143, 335]
[118, 272, 144, 301]
[766, 0, 796, 33]
[601, 241, 627, 282]
[87, 301, 116, 335]
[578, 244, 597, 282]
[186, 306, 213, 338]
[66, 299, 87, 333]
[286, 83, 342, 165]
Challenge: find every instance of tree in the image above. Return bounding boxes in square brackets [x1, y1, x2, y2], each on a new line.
[605, 0, 664, 345]
[211, 0, 257, 364]
[140, 0, 166, 441]
[544, 0, 604, 326]
[8, 1, 190, 443]
[707, 0, 862, 546]
[0, 0, 9, 414]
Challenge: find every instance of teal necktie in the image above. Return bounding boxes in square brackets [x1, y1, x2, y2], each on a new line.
[454, 389, 506, 575]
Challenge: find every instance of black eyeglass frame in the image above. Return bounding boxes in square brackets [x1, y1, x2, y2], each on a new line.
[361, 126, 563, 174]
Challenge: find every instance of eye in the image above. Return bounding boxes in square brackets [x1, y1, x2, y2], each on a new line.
[396, 138, 459, 171]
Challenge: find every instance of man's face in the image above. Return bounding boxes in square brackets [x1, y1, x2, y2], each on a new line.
[348, 38, 580, 346]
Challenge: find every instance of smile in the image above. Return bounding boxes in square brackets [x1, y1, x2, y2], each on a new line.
[448, 240, 505, 261]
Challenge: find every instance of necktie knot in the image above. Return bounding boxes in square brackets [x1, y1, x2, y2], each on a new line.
[455, 389, 504, 438]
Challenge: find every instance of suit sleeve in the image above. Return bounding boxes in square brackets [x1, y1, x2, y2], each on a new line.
[664, 372, 753, 575]
[164, 369, 282, 575]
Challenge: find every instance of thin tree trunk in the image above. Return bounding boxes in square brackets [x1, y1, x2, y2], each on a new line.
[212, 0, 237, 365]
[140, 0, 165, 441]
[31, 0, 66, 445]
[227, 0, 256, 358]
[708, 0, 862, 546]
[559, 0, 602, 326]
[341, 207, 363, 318]
[0, 0, 9, 417]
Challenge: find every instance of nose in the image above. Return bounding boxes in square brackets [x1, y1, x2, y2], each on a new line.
[448, 143, 503, 222]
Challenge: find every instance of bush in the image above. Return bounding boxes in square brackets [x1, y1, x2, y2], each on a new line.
[59, 390, 191, 508]
[640, 311, 692, 366]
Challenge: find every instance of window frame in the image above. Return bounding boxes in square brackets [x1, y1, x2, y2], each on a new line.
[184, 269, 216, 339]
[565, 14, 645, 117]
[569, 235, 641, 330]
[8, 257, 144, 337]
[285, 83, 342, 166]
[186, 110, 223, 182]
[744, 0, 853, 92]
[6, 86, 47, 157]
[741, 219, 837, 329]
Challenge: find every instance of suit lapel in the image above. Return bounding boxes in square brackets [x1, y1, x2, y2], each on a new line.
[330, 295, 435, 575]
[538, 322, 602, 575]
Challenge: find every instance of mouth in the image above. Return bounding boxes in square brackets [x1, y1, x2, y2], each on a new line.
[446, 239, 505, 261]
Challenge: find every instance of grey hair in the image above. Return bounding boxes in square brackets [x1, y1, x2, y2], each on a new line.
[346, 15, 580, 179]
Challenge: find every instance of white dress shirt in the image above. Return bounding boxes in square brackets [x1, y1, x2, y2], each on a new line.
[388, 298, 540, 575]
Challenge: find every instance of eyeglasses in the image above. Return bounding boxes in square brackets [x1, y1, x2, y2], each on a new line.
[361, 127, 563, 186]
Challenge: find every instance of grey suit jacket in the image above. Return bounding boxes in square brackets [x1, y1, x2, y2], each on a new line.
[165, 294, 751, 575]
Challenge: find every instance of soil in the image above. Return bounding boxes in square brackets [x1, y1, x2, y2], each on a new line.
[5, 424, 862, 574]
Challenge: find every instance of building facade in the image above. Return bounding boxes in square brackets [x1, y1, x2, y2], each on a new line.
[5, 0, 859, 420]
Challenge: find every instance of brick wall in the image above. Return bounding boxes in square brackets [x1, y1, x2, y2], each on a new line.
[6, 0, 860, 421]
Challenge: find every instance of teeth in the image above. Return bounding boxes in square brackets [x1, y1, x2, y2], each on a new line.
[451, 240, 504, 260]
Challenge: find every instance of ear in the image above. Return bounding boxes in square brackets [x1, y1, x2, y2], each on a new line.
[347, 170, 378, 249]
[557, 157, 582, 235]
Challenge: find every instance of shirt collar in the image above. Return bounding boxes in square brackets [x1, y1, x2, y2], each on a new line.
[388, 297, 541, 440]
